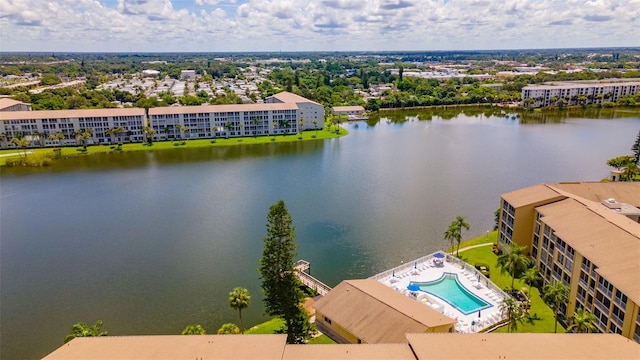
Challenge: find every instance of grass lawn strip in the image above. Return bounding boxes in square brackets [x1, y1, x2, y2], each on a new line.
[0, 127, 347, 167]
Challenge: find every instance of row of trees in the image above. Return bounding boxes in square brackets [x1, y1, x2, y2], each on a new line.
[496, 243, 596, 334]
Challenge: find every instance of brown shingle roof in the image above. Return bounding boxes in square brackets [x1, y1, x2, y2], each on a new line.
[314, 279, 454, 344]
[552, 182, 640, 207]
[536, 197, 640, 304]
[501, 184, 565, 208]
[269, 92, 321, 105]
[42, 334, 287, 360]
[407, 333, 640, 359]
[0, 98, 27, 110]
[283, 344, 415, 359]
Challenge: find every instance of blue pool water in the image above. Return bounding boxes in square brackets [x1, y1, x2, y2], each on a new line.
[412, 273, 490, 314]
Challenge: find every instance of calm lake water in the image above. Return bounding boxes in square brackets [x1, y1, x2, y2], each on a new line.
[1, 107, 639, 359]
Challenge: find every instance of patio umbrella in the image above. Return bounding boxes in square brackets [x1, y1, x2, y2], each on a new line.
[414, 262, 417, 269]
[392, 270, 395, 277]
[434, 252, 445, 259]
[407, 283, 420, 291]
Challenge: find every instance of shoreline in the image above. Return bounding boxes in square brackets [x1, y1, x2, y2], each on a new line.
[0, 127, 349, 167]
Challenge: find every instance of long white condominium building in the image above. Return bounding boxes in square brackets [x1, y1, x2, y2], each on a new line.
[150, 92, 323, 141]
[521, 80, 640, 107]
[0, 92, 324, 148]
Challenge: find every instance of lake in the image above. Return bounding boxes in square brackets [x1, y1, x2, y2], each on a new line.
[1, 107, 639, 359]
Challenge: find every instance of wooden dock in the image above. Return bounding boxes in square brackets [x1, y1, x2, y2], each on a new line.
[294, 260, 332, 296]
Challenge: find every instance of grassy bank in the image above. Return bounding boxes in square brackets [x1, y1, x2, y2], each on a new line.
[0, 127, 348, 167]
[245, 317, 336, 344]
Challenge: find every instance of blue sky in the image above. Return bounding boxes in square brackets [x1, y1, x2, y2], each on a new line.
[1, 0, 639, 52]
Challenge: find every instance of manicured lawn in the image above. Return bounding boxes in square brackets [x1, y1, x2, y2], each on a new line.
[458, 245, 565, 333]
[245, 318, 285, 335]
[0, 127, 347, 166]
[245, 318, 336, 344]
[307, 335, 337, 344]
[447, 230, 497, 253]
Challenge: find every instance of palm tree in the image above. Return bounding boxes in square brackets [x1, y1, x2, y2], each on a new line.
[181, 324, 206, 335]
[162, 126, 170, 140]
[142, 126, 155, 144]
[224, 121, 232, 138]
[49, 131, 64, 148]
[32, 131, 46, 147]
[64, 320, 108, 343]
[523, 266, 541, 297]
[497, 243, 529, 290]
[252, 117, 260, 138]
[443, 227, 457, 256]
[453, 216, 470, 257]
[282, 119, 290, 135]
[211, 126, 218, 142]
[10, 137, 30, 157]
[110, 127, 125, 144]
[543, 280, 569, 333]
[567, 308, 597, 333]
[272, 120, 278, 138]
[228, 287, 250, 334]
[312, 119, 319, 137]
[500, 297, 523, 333]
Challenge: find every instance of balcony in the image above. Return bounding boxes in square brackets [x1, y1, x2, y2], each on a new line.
[594, 299, 610, 314]
[597, 284, 613, 299]
[581, 264, 590, 273]
[610, 313, 624, 327]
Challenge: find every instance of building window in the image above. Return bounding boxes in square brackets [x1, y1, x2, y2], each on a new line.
[324, 316, 332, 325]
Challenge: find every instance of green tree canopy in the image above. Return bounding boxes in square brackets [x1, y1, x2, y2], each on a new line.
[64, 320, 108, 343]
[217, 323, 240, 334]
[567, 308, 597, 333]
[497, 243, 530, 290]
[181, 324, 207, 335]
[229, 287, 251, 334]
[258, 200, 314, 343]
[543, 281, 569, 333]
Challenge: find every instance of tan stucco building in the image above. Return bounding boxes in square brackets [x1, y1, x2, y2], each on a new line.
[314, 279, 455, 344]
[498, 182, 640, 342]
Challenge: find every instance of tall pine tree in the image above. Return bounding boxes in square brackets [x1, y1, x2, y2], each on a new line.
[632, 129, 640, 165]
[258, 200, 314, 343]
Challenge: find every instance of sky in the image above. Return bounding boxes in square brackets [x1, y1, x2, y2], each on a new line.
[1, 0, 639, 53]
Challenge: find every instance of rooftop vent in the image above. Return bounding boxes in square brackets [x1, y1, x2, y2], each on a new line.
[602, 198, 622, 209]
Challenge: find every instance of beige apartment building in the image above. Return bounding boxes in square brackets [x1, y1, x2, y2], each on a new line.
[314, 279, 455, 344]
[498, 182, 640, 342]
[522, 80, 640, 107]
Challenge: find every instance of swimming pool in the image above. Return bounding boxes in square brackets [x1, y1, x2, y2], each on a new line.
[410, 273, 491, 315]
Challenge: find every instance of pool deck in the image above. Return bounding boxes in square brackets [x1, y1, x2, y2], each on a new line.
[369, 252, 508, 333]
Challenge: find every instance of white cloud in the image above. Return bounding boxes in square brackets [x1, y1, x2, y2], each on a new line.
[0, 0, 638, 51]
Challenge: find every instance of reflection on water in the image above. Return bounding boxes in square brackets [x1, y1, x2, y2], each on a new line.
[367, 106, 640, 125]
[1, 140, 327, 176]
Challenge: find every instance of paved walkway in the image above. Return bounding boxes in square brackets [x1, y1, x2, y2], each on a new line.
[0, 151, 33, 158]
[457, 242, 494, 254]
